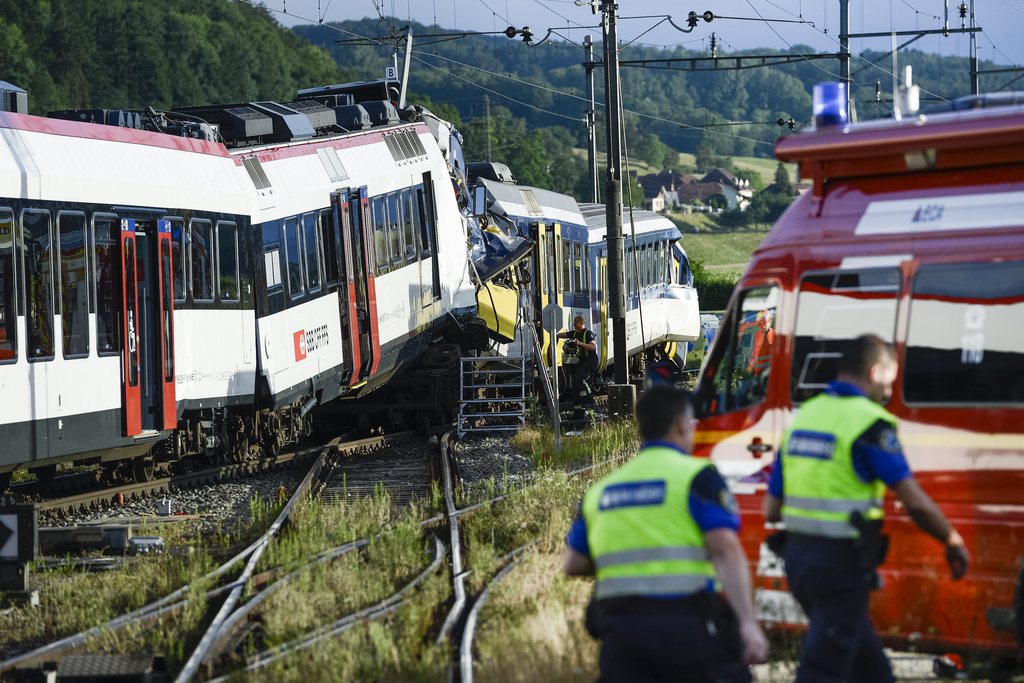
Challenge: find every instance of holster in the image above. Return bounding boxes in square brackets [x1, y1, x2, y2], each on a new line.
[849, 511, 890, 573]
[766, 530, 788, 555]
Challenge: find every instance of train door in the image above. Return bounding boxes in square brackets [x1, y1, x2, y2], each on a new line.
[419, 171, 441, 306]
[335, 187, 380, 384]
[119, 219, 175, 436]
[330, 190, 358, 386]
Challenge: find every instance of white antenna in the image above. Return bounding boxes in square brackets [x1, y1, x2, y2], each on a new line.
[399, 28, 413, 108]
[891, 32, 901, 121]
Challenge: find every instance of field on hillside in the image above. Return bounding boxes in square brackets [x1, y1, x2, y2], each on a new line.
[590, 150, 796, 188]
[680, 230, 768, 274]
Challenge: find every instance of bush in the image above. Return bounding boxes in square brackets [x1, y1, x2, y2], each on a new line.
[691, 258, 738, 310]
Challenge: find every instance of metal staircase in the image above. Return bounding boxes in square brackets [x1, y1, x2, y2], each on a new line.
[456, 355, 528, 437]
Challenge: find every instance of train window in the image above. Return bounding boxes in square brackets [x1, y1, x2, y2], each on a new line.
[904, 261, 1024, 405]
[387, 193, 403, 267]
[167, 217, 186, 301]
[573, 242, 583, 293]
[301, 214, 321, 293]
[217, 221, 239, 302]
[416, 184, 434, 258]
[581, 245, 590, 296]
[371, 196, 389, 274]
[791, 269, 900, 403]
[283, 217, 304, 298]
[0, 208, 16, 362]
[94, 216, 119, 355]
[160, 239, 174, 382]
[22, 209, 54, 361]
[264, 248, 283, 289]
[622, 246, 630, 296]
[561, 239, 572, 294]
[124, 237, 138, 387]
[401, 189, 417, 263]
[319, 209, 339, 289]
[58, 212, 89, 358]
[695, 285, 779, 416]
[190, 219, 214, 302]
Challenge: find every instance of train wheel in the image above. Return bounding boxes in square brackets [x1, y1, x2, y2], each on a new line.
[131, 457, 155, 483]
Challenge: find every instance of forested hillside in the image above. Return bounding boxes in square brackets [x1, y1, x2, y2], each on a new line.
[0, 0, 342, 114]
[0, 1, 1001, 197]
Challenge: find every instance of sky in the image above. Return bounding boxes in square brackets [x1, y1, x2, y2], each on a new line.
[261, 0, 1024, 73]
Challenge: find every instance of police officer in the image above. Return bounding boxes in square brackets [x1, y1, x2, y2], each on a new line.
[763, 334, 970, 683]
[557, 315, 598, 411]
[564, 385, 769, 682]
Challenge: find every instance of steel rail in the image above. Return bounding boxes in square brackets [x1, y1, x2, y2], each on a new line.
[206, 534, 446, 681]
[435, 432, 467, 646]
[173, 441, 333, 682]
[458, 544, 533, 683]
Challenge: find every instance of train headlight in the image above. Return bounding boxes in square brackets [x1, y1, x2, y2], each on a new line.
[813, 82, 848, 128]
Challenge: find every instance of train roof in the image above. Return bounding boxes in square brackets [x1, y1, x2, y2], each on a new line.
[578, 203, 682, 240]
[481, 178, 584, 226]
[760, 95, 1024, 254]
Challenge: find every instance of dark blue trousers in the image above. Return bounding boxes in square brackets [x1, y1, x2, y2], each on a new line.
[595, 601, 751, 683]
[784, 541, 895, 683]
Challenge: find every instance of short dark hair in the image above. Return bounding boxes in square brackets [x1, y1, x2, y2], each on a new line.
[636, 386, 693, 441]
[837, 334, 895, 379]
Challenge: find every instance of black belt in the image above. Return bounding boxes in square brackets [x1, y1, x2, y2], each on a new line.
[597, 592, 718, 616]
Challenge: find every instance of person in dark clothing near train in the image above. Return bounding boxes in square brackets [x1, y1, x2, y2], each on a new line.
[557, 315, 598, 412]
[763, 334, 970, 683]
[564, 386, 768, 682]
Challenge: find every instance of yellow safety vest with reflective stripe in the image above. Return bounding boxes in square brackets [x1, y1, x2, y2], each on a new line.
[583, 446, 717, 600]
[780, 393, 894, 539]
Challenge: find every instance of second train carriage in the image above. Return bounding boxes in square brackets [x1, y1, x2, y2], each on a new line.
[0, 79, 479, 484]
[470, 168, 700, 378]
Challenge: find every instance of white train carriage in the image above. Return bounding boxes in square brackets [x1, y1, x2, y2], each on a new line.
[0, 109, 256, 478]
[578, 202, 701, 371]
[0, 80, 476, 483]
[471, 167, 700, 375]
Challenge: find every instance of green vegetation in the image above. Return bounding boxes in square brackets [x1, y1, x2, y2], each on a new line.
[510, 420, 639, 470]
[0, 0, 342, 114]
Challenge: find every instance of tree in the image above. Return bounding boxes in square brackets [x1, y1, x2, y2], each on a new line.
[773, 162, 794, 195]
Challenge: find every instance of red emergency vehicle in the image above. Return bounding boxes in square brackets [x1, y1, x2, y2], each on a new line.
[693, 92, 1024, 657]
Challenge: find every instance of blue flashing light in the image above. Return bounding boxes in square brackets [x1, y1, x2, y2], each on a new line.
[813, 82, 848, 127]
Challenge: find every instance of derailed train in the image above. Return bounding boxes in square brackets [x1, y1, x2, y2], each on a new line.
[0, 78, 699, 488]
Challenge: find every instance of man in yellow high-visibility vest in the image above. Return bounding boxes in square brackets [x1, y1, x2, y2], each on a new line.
[764, 334, 970, 683]
[564, 385, 768, 682]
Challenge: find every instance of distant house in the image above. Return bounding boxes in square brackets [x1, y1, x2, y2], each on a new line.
[635, 170, 691, 212]
[675, 168, 753, 211]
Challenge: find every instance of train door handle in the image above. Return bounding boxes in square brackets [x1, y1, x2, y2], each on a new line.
[747, 437, 772, 458]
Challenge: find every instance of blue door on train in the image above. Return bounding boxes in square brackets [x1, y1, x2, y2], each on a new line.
[118, 218, 176, 436]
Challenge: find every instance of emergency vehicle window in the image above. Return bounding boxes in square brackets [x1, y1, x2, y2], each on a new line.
[217, 221, 239, 302]
[190, 219, 214, 302]
[695, 284, 778, 416]
[905, 261, 1024, 404]
[0, 208, 16, 362]
[791, 268, 899, 403]
[23, 209, 54, 361]
[94, 216, 119, 355]
[58, 212, 89, 358]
